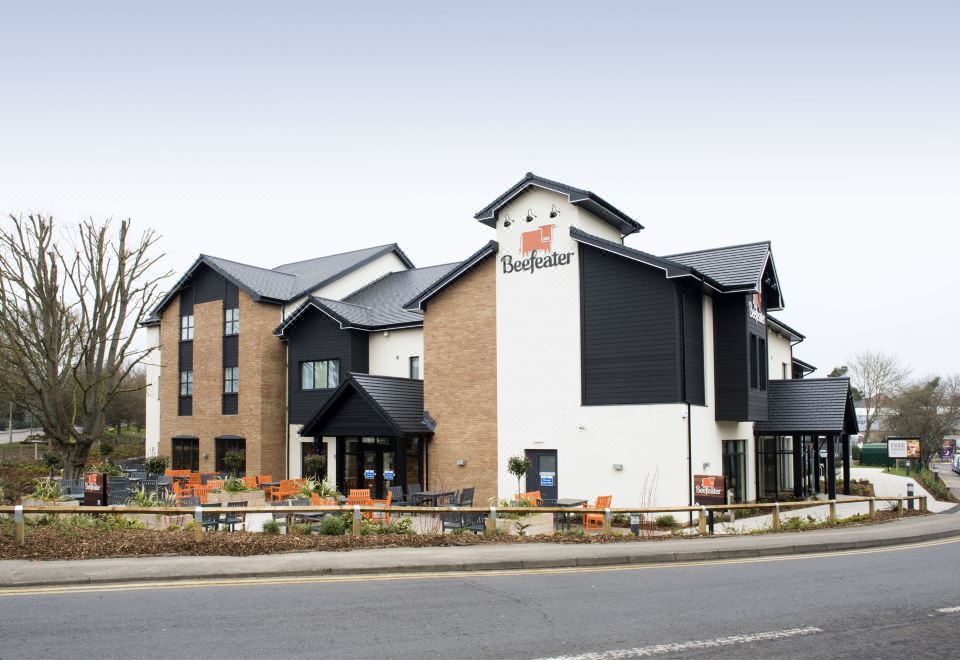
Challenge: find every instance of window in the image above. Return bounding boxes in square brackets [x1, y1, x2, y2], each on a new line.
[180, 314, 194, 341]
[224, 367, 239, 394]
[757, 436, 795, 500]
[224, 307, 239, 335]
[171, 437, 199, 471]
[179, 370, 193, 396]
[722, 440, 746, 503]
[301, 359, 340, 389]
[782, 363, 790, 380]
[215, 437, 246, 474]
[749, 335, 759, 389]
[759, 338, 767, 391]
[409, 356, 421, 380]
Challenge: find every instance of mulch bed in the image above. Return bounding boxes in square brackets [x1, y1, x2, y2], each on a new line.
[0, 528, 679, 561]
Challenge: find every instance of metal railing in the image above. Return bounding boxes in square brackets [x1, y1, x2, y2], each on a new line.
[0, 495, 928, 546]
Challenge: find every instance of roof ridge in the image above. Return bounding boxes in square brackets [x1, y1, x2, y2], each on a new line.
[201, 254, 296, 278]
[312, 296, 372, 311]
[343, 261, 461, 302]
[272, 243, 397, 271]
[665, 240, 771, 258]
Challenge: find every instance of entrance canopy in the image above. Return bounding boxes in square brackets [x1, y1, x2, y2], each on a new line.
[300, 373, 434, 439]
[754, 377, 859, 435]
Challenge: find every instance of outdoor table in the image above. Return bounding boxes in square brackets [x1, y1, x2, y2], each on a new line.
[413, 490, 455, 507]
[555, 499, 588, 532]
[259, 481, 280, 488]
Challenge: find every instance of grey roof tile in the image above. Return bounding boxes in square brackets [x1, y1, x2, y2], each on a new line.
[665, 242, 771, 290]
[754, 378, 858, 434]
[300, 373, 431, 437]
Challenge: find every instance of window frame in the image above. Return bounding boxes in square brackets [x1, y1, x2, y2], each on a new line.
[409, 356, 421, 380]
[224, 366, 239, 394]
[300, 359, 340, 390]
[224, 307, 239, 336]
[180, 314, 195, 341]
[179, 370, 194, 397]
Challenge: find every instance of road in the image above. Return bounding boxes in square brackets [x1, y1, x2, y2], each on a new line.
[2, 539, 960, 659]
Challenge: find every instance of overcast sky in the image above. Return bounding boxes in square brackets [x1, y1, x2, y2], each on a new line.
[1, 2, 958, 377]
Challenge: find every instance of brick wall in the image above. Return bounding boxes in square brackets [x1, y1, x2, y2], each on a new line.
[423, 257, 498, 505]
[158, 289, 287, 477]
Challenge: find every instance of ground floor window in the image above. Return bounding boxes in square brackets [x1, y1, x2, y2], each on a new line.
[215, 436, 246, 475]
[171, 437, 199, 472]
[757, 436, 794, 500]
[722, 440, 747, 503]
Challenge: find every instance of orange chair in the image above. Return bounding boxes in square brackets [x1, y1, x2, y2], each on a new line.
[583, 495, 613, 532]
[191, 484, 216, 504]
[268, 479, 303, 502]
[515, 491, 543, 506]
[256, 475, 273, 485]
[207, 479, 225, 490]
[187, 472, 202, 486]
[369, 490, 393, 524]
[310, 492, 337, 506]
[241, 476, 258, 489]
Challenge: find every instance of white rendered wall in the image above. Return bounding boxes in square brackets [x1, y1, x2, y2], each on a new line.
[768, 329, 793, 380]
[287, 426, 336, 482]
[144, 325, 161, 457]
[494, 187, 695, 508]
[368, 327, 424, 379]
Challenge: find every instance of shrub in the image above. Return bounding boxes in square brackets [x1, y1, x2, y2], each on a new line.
[655, 514, 678, 529]
[303, 454, 327, 480]
[128, 486, 170, 507]
[376, 517, 413, 535]
[507, 455, 532, 496]
[223, 477, 255, 493]
[223, 450, 245, 476]
[90, 460, 124, 476]
[289, 522, 313, 536]
[611, 512, 630, 527]
[144, 455, 170, 476]
[26, 477, 68, 501]
[98, 443, 114, 459]
[319, 515, 347, 536]
[41, 451, 63, 477]
[262, 520, 281, 535]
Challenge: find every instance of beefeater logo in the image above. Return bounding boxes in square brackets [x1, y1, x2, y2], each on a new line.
[520, 224, 556, 256]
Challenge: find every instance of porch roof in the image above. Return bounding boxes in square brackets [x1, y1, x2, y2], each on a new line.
[754, 377, 859, 435]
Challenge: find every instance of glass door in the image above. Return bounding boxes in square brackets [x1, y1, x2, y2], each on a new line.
[357, 438, 398, 499]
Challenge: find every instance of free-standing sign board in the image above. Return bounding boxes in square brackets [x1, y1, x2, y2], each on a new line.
[83, 472, 107, 506]
[693, 475, 726, 506]
[887, 438, 921, 459]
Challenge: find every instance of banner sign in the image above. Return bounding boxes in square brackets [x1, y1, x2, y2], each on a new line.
[693, 474, 727, 506]
[83, 472, 107, 507]
[887, 438, 921, 459]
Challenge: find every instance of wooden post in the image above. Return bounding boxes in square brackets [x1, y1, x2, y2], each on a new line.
[698, 507, 707, 535]
[486, 506, 497, 535]
[193, 505, 203, 542]
[869, 497, 876, 518]
[352, 505, 362, 536]
[897, 497, 904, 517]
[828, 501, 837, 524]
[772, 502, 781, 531]
[602, 508, 612, 534]
[14, 505, 25, 547]
[920, 496, 928, 513]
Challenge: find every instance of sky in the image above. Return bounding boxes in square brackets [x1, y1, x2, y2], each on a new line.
[1, 1, 958, 377]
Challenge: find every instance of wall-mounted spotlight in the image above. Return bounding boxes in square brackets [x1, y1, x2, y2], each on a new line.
[526, 209, 536, 222]
[549, 204, 560, 218]
[503, 214, 513, 228]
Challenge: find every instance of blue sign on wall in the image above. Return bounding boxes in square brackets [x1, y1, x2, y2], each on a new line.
[384, 470, 396, 481]
[540, 474, 554, 487]
[364, 469, 376, 480]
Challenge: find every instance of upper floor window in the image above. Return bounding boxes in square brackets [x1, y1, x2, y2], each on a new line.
[782, 363, 789, 380]
[409, 356, 421, 380]
[179, 370, 193, 396]
[224, 367, 239, 394]
[180, 314, 194, 341]
[301, 359, 339, 390]
[224, 307, 239, 335]
[750, 335, 768, 391]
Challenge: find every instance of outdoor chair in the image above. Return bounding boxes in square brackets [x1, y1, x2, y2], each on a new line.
[129, 470, 147, 481]
[191, 484, 216, 504]
[199, 503, 222, 531]
[220, 501, 246, 532]
[141, 478, 159, 493]
[256, 475, 273, 486]
[515, 491, 543, 506]
[387, 486, 405, 504]
[241, 476, 258, 489]
[456, 487, 475, 507]
[268, 480, 302, 502]
[407, 484, 422, 500]
[441, 511, 485, 534]
[369, 490, 392, 524]
[583, 495, 613, 532]
[179, 496, 200, 507]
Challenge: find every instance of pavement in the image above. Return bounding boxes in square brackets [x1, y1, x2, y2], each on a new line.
[3, 531, 960, 659]
[3, 506, 960, 589]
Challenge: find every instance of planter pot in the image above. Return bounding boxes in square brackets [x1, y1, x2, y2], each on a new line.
[495, 512, 555, 536]
[206, 490, 266, 505]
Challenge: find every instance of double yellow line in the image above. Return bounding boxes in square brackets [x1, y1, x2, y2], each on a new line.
[2, 536, 957, 597]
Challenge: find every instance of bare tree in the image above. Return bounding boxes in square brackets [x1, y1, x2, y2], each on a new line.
[848, 350, 910, 440]
[0, 215, 169, 478]
[886, 376, 960, 463]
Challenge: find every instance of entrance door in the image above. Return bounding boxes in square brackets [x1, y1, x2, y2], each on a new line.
[525, 450, 558, 503]
[358, 439, 398, 499]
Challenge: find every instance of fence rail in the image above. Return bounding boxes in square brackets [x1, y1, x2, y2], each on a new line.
[0, 495, 928, 546]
